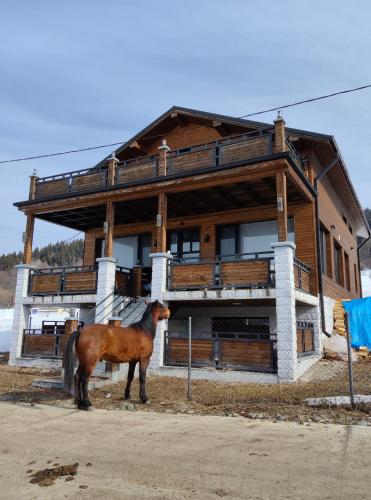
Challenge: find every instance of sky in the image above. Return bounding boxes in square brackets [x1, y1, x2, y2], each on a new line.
[0, 0, 370, 254]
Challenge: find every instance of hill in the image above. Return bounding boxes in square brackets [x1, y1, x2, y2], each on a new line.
[0, 239, 83, 306]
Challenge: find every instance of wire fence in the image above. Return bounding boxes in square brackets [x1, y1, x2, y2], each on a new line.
[165, 314, 371, 414]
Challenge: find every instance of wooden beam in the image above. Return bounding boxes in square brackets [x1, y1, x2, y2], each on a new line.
[286, 165, 314, 203]
[23, 214, 35, 264]
[170, 112, 187, 126]
[156, 193, 167, 252]
[212, 120, 230, 137]
[276, 171, 288, 241]
[104, 201, 114, 257]
[129, 141, 147, 155]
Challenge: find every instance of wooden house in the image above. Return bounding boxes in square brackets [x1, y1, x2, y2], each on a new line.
[10, 107, 370, 382]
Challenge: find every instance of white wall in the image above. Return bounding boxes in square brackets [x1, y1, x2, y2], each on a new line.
[0, 308, 14, 352]
[361, 269, 371, 297]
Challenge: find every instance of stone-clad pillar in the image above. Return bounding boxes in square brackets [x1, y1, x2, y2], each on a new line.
[272, 241, 297, 381]
[95, 257, 117, 323]
[149, 252, 172, 369]
[9, 264, 34, 365]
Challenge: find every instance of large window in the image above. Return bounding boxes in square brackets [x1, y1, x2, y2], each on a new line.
[98, 233, 152, 268]
[218, 219, 294, 260]
[344, 252, 351, 291]
[334, 240, 343, 285]
[169, 228, 200, 261]
[319, 226, 328, 275]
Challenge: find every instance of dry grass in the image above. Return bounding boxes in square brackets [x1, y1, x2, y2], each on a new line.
[0, 356, 370, 425]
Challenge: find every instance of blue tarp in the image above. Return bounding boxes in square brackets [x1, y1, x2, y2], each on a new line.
[343, 297, 371, 349]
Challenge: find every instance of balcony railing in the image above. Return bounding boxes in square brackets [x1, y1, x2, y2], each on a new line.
[168, 252, 275, 290]
[28, 266, 98, 296]
[31, 129, 306, 200]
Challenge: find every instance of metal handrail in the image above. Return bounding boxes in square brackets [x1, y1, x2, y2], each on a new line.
[36, 166, 106, 183]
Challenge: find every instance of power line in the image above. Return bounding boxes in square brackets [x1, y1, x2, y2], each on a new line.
[238, 83, 371, 118]
[63, 231, 83, 243]
[1, 82, 371, 165]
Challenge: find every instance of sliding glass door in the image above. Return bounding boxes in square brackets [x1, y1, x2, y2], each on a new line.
[218, 219, 294, 260]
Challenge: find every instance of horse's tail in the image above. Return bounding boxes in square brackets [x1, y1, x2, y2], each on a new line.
[63, 330, 80, 395]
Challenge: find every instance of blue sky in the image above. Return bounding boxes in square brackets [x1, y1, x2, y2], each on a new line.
[0, 0, 370, 254]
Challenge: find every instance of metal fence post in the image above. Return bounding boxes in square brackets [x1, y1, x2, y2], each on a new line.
[345, 312, 355, 409]
[187, 316, 192, 401]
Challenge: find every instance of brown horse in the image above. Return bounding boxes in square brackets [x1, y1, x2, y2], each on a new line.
[63, 300, 170, 410]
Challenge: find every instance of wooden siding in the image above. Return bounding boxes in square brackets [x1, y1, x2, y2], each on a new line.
[170, 149, 214, 175]
[64, 270, 97, 293]
[30, 274, 60, 294]
[220, 260, 270, 286]
[171, 263, 214, 289]
[35, 178, 69, 198]
[294, 266, 310, 293]
[220, 340, 272, 368]
[220, 136, 270, 165]
[297, 329, 314, 353]
[166, 338, 214, 366]
[70, 171, 106, 193]
[311, 152, 360, 299]
[23, 335, 55, 356]
[117, 160, 156, 184]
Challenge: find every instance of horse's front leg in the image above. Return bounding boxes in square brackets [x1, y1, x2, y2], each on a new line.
[138, 357, 150, 404]
[124, 361, 137, 400]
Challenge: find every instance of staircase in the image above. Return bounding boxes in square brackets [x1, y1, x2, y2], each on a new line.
[117, 297, 147, 326]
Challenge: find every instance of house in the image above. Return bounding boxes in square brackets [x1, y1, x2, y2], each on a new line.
[9, 106, 370, 382]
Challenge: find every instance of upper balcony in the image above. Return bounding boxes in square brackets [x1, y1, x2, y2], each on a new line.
[28, 128, 308, 203]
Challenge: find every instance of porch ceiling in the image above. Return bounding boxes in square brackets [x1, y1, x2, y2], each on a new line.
[167, 177, 304, 217]
[35, 178, 304, 230]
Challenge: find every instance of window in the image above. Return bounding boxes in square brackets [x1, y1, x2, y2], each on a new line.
[319, 226, 328, 275]
[218, 218, 294, 260]
[212, 317, 270, 339]
[333, 241, 343, 285]
[344, 252, 351, 291]
[169, 228, 200, 261]
[354, 264, 358, 293]
[99, 233, 152, 268]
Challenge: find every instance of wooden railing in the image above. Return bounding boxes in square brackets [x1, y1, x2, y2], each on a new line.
[22, 321, 66, 358]
[29, 266, 98, 296]
[164, 330, 276, 372]
[31, 129, 306, 200]
[294, 258, 311, 293]
[168, 253, 275, 290]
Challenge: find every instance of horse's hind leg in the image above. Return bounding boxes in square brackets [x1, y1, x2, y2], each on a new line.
[125, 361, 137, 400]
[139, 357, 150, 404]
[76, 364, 94, 410]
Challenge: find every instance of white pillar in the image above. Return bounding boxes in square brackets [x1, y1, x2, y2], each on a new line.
[95, 257, 117, 323]
[272, 241, 297, 381]
[9, 264, 34, 365]
[149, 252, 172, 369]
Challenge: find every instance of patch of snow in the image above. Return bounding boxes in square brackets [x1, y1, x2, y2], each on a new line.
[305, 395, 371, 406]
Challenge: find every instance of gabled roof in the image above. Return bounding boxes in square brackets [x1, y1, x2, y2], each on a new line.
[96, 105, 369, 238]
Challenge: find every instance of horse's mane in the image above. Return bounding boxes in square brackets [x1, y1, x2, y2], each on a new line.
[130, 302, 157, 338]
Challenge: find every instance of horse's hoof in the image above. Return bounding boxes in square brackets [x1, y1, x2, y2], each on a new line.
[141, 399, 150, 405]
[78, 403, 93, 411]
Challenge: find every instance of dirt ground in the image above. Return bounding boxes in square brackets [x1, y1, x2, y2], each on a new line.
[0, 401, 370, 499]
[0, 355, 370, 425]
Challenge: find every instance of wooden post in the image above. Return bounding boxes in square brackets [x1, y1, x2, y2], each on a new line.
[156, 192, 167, 253]
[29, 174, 38, 200]
[276, 171, 288, 241]
[274, 112, 287, 153]
[23, 214, 35, 264]
[107, 154, 119, 186]
[158, 139, 170, 176]
[104, 201, 115, 257]
[65, 318, 79, 336]
[133, 266, 142, 296]
[108, 318, 122, 327]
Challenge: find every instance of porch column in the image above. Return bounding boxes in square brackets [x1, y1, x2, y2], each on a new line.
[104, 200, 114, 258]
[272, 241, 297, 381]
[156, 192, 167, 253]
[274, 112, 287, 153]
[158, 139, 170, 176]
[23, 214, 35, 265]
[149, 252, 173, 369]
[95, 257, 117, 323]
[9, 264, 34, 365]
[276, 171, 288, 241]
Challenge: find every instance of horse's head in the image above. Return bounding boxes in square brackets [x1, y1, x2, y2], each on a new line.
[146, 300, 170, 322]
